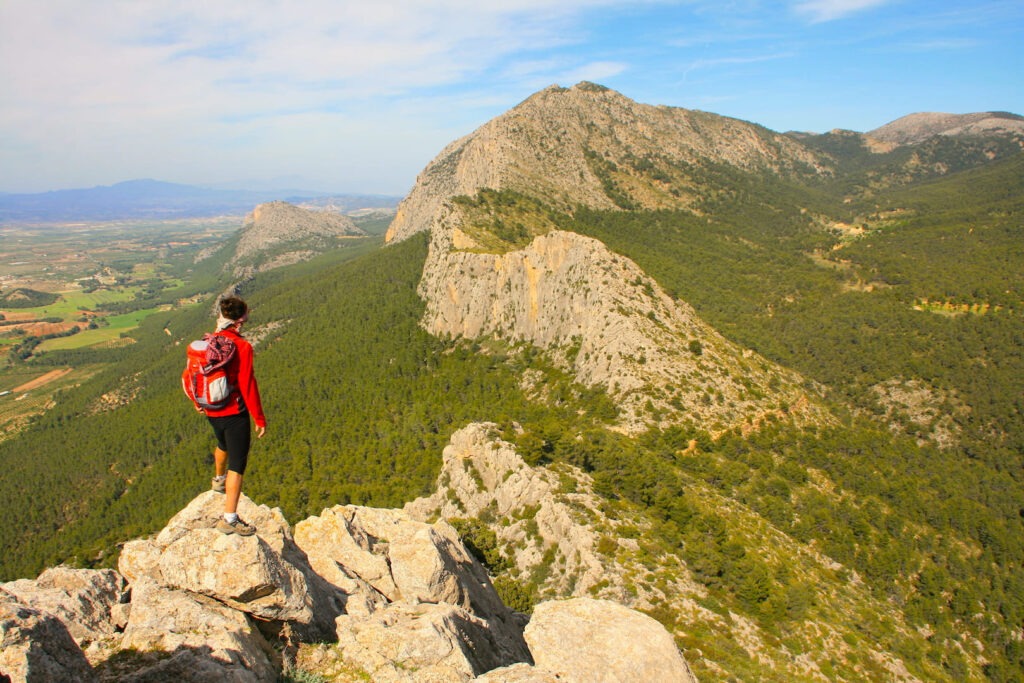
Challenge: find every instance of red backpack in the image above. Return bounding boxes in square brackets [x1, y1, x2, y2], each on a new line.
[182, 333, 237, 410]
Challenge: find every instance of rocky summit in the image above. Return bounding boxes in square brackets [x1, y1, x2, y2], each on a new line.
[228, 200, 366, 277]
[385, 82, 830, 244]
[0, 433, 697, 682]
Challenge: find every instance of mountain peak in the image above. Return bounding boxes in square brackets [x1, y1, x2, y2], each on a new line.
[867, 111, 1024, 145]
[228, 200, 365, 276]
[385, 82, 829, 244]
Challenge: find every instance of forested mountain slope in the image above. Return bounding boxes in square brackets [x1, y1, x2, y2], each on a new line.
[1, 83, 1022, 679]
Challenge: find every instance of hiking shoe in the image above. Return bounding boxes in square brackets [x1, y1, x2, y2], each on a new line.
[211, 477, 226, 493]
[216, 517, 256, 536]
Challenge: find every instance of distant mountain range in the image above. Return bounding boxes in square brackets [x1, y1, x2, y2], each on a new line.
[0, 179, 401, 223]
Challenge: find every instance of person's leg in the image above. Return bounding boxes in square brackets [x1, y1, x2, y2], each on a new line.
[222, 412, 252, 520]
[225, 470, 243, 514]
[208, 419, 229, 493]
[214, 447, 228, 478]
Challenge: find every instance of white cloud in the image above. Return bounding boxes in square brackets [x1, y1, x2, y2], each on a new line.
[0, 0, 663, 190]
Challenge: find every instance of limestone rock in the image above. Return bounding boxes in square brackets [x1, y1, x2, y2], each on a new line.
[235, 200, 364, 263]
[0, 588, 97, 683]
[293, 506, 397, 613]
[417, 209, 823, 434]
[295, 505, 529, 664]
[120, 577, 276, 682]
[867, 111, 1024, 145]
[524, 598, 697, 683]
[334, 602, 523, 682]
[1, 566, 129, 647]
[472, 662, 560, 682]
[383, 81, 832, 435]
[118, 492, 340, 638]
[407, 423, 701, 604]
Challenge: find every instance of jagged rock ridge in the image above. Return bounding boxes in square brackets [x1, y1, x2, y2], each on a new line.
[408, 423, 944, 681]
[1, 479, 695, 682]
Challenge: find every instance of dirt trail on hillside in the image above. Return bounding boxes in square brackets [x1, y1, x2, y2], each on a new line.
[12, 368, 72, 392]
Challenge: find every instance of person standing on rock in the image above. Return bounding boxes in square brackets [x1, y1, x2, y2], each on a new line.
[199, 296, 266, 536]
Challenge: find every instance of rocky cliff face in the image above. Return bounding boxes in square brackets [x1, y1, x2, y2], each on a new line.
[0, 460, 696, 682]
[230, 200, 365, 277]
[418, 206, 824, 433]
[385, 82, 831, 244]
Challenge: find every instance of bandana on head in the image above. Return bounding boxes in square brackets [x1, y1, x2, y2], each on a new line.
[216, 315, 239, 332]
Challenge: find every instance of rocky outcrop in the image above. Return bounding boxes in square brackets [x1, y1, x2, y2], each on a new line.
[230, 200, 365, 276]
[417, 207, 824, 433]
[381, 81, 829, 434]
[2, 485, 692, 682]
[407, 423, 706, 612]
[1, 567, 129, 649]
[524, 598, 698, 682]
[407, 423, 617, 598]
[294, 504, 531, 677]
[333, 603, 520, 681]
[386, 82, 830, 244]
[119, 492, 336, 638]
[0, 588, 97, 683]
[474, 598, 699, 682]
[120, 577, 278, 682]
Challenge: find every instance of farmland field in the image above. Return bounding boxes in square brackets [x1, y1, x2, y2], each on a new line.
[0, 218, 240, 437]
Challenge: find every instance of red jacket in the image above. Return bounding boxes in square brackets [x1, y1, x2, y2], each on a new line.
[202, 328, 266, 428]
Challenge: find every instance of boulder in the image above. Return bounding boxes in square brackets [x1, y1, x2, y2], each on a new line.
[292, 505, 393, 615]
[1, 567, 129, 647]
[118, 492, 341, 639]
[295, 505, 530, 664]
[334, 602, 518, 682]
[0, 588, 97, 683]
[524, 598, 696, 683]
[119, 577, 276, 682]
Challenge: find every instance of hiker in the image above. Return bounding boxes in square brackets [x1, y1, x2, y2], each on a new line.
[199, 296, 266, 536]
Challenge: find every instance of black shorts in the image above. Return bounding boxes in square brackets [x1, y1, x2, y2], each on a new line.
[207, 412, 251, 475]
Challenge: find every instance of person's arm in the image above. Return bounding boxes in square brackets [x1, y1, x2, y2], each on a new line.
[236, 341, 266, 432]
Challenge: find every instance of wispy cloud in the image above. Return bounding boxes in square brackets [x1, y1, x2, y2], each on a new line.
[678, 51, 794, 83]
[791, 0, 892, 23]
[895, 38, 980, 52]
[0, 0, 655, 190]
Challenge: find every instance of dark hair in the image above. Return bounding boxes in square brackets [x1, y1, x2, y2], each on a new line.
[219, 296, 249, 322]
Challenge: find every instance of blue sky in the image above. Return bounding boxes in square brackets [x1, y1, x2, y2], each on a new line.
[1, 0, 1020, 195]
